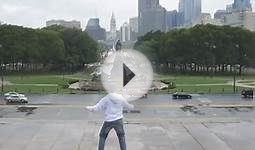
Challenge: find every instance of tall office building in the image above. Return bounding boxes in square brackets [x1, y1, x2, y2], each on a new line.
[129, 17, 139, 41]
[166, 10, 178, 30]
[129, 17, 138, 33]
[223, 0, 255, 31]
[232, 0, 252, 11]
[139, 0, 158, 33]
[138, 0, 166, 35]
[214, 10, 228, 20]
[178, 0, 202, 27]
[224, 11, 255, 31]
[138, 0, 159, 15]
[46, 20, 81, 29]
[110, 13, 117, 32]
[85, 18, 106, 41]
[120, 23, 131, 42]
[107, 13, 118, 41]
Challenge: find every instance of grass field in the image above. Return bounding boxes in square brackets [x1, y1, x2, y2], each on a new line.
[1, 73, 254, 94]
[2, 73, 91, 94]
[154, 74, 231, 84]
[154, 74, 255, 94]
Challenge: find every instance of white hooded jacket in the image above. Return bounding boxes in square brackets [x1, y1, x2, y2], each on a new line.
[86, 93, 134, 122]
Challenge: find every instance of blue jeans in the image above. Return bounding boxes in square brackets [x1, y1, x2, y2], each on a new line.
[98, 119, 126, 150]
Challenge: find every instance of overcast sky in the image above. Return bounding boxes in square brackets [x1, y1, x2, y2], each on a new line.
[0, 0, 254, 30]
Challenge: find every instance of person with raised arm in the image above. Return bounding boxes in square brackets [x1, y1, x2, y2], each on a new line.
[86, 93, 134, 150]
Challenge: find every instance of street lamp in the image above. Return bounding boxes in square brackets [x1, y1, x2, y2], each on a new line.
[1, 64, 3, 95]
[233, 65, 239, 94]
[233, 44, 240, 94]
[233, 66, 236, 94]
[0, 44, 3, 95]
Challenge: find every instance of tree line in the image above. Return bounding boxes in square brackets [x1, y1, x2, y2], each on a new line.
[0, 24, 98, 73]
[134, 24, 255, 75]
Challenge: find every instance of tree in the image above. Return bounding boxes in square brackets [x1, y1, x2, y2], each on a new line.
[135, 24, 255, 75]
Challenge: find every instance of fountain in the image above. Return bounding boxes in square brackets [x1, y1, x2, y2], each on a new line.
[69, 40, 169, 92]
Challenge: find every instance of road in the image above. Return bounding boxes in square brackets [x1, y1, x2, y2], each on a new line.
[0, 94, 254, 150]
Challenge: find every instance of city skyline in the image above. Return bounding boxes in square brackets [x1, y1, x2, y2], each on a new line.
[0, 0, 254, 30]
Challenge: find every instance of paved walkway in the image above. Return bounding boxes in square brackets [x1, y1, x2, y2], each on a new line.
[0, 80, 11, 86]
[0, 118, 254, 150]
[0, 94, 254, 150]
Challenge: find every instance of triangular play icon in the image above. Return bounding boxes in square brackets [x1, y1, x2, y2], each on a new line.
[123, 63, 135, 87]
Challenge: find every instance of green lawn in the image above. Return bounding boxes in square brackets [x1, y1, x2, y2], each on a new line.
[2, 72, 91, 94]
[1, 73, 254, 94]
[154, 74, 231, 84]
[6, 75, 68, 85]
[154, 74, 254, 94]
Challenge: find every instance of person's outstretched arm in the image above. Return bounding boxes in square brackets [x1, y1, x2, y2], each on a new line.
[122, 100, 134, 110]
[85, 97, 107, 112]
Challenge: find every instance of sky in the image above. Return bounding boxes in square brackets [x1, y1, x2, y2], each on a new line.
[0, 0, 254, 30]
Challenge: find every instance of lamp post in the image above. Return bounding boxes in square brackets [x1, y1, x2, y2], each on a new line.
[1, 65, 3, 95]
[233, 66, 236, 94]
[233, 44, 240, 94]
[0, 44, 3, 95]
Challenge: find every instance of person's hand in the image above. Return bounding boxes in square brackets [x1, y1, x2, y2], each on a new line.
[129, 104, 135, 109]
[85, 106, 94, 112]
[127, 103, 134, 110]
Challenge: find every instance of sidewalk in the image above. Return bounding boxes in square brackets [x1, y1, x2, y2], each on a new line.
[0, 119, 254, 150]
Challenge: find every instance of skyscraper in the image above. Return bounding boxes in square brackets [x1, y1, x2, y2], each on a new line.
[138, 0, 159, 13]
[166, 10, 178, 30]
[138, 0, 166, 35]
[232, 0, 252, 11]
[178, 0, 202, 27]
[129, 17, 139, 41]
[110, 13, 117, 32]
[107, 12, 118, 41]
[120, 23, 131, 42]
[138, 0, 159, 33]
[214, 10, 227, 20]
[129, 17, 138, 33]
[223, 0, 255, 31]
[85, 18, 106, 41]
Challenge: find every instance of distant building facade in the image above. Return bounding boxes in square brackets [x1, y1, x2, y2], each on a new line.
[213, 0, 255, 31]
[214, 10, 227, 20]
[201, 13, 212, 24]
[129, 17, 138, 33]
[224, 11, 255, 31]
[178, 0, 202, 27]
[120, 23, 131, 42]
[138, 0, 166, 35]
[129, 17, 138, 41]
[232, 0, 252, 11]
[106, 12, 121, 44]
[46, 20, 81, 29]
[201, 13, 223, 26]
[85, 18, 106, 41]
[166, 10, 178, 30]
[110, 13, 117, 32]
[108, 13, 118, 41]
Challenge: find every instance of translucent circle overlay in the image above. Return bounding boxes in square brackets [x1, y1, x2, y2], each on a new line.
[101, 49, 153, 101]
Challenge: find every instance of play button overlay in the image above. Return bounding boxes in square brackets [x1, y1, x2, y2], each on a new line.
[123, 63, 135, 87]
[101, 49, 153, 101]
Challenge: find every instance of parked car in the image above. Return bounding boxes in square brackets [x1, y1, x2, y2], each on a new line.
[241, 90, 253, 98]
[4, 92, 25, 97]
[172, 92, 192, 100]
[5, 95, 28, 104]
